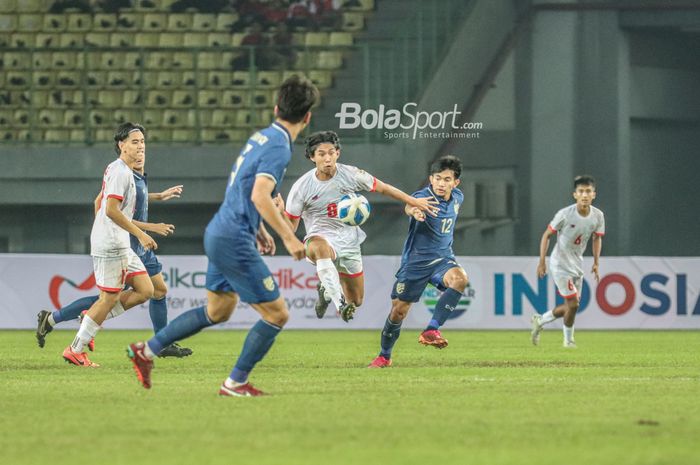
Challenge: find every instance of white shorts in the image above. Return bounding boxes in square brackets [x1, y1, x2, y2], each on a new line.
[93, 249, 147, 293]
[552, 270, 582, 299]
[304, 235, 363, 277]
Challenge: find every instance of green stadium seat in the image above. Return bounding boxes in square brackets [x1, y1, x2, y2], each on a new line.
[145, 90, 169, 107]
[256, 71, 281, 88]
[209, 109, 230, 127]
[172, 129, 198, 142]
[163, 109, 189, 127]
[95, 128, 115, 141]
[183, 33, 207, 47]
[156, 71, 178, 87]
[143, 13, 167, 31]
[64, 110, 83, 127]
[18, 14, 42, 31]
[122, 90, 142, 106]
[89, 110, 109, 127]
[318, 51, 343, 69]
[13, 110, 30, 127]
[43, 15, 65, 31]
[231, 33, 245, 46]
[0, 110, 12, 126]
[181, 71, 197, 86]
[207, 33, 230, 47]
[86, 70, 105, 87]
[11, 32, 34, 47]
[6, 72, 28, 88]
[207, 71, 229, 87]
[4, 52, 30, 69]
[172, 51, 194, 68]
[70, 129, 86, 142]
[168, 14, 191, 31]
[194, 13, 217, 31]
[135, 32, 159, 47]
[198, 90, 219, 108]
[172, 90, 194, 107]
[309, 70, 332, 89]
[52, 52, 79, 69]
[114, 109, 140, 125]
[0, 0, 16, 13]
[305, 32, 328, 46]
[31, 90, 48, 107]
[117, 13, 142, 31]
[231, 71, 251, 86]
[251, 90, 273, 108]
[148, 128, 172, 143]
[235, 109, 252, 127]
[85, 32, 110, 47]
[35, 33, 59, 47]
[146, 51, 173, 69]
[214, 13, 237, 31]
[16, 0, 44, 13]
[197, 51, 220, 70]
[342, 12, 364, 31]
[60, 33, 84, 47]
[158, 32, 182, 47]
[107, 71, 137, 88]
[32, 71, 51, 88]
[97, 90, 124, 108]
[39, 109, 62, 127]
[44, 129, 70, 142]
[111, 33, 135, 47]
[142, 109, 161, 126]
[94, 14, 116, 31]
[329, 32, 353, 46]
[0, 33, 10, 46]
[67, 14, 92, 32]
[56, 71, 81, 87]
[258, 109, 273, 125]
[221, 90, 246, 108]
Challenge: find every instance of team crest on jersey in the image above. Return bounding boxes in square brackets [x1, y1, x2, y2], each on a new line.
[396, 282, 406, 294]
[454, 202, 460, 214]
[262, 276, 275, 292]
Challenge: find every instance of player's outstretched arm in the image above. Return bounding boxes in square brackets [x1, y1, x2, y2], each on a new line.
[537, 228, 555, 278]
[105, 197, 157, 250]
[591, 234, 602, 282]
[404, 204, 426, 222]
[149, 185, 184, 201]
[133, 220, 175, 237]
[251, 177, 304, 260]
[374, 180, 439, 216]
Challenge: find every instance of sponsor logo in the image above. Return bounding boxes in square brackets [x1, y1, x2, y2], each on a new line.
[396, 282, 405, 294]
[49, 273, 96, 309]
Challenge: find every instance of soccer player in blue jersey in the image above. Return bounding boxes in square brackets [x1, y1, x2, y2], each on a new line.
[35, 123, 192, 358]
[368, 155, 469, 368]
[126, 75, 319, 395]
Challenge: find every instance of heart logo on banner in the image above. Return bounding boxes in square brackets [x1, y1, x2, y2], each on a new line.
[48, 273, 96, 310]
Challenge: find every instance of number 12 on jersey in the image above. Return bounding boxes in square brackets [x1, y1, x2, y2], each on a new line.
[441, 218, 453, 234]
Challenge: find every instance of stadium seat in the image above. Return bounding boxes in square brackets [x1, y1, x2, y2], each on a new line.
[143, 13, 167, 31]
[231, 33, 245, 46]
[94, 14, 116, 31]
[147, 90, 170, 107]
[52, 52, 78, 69]
[0, 0, 16, 13]
[294, 51, 318, 70]
[85, 32, 110, 47]
[35, 33, 59, 47]
[111, 33, 135, 47]
[211, 109, 233, 127]
[13, 110, 30, 127]
[251, 90, 273, 108]
[201, 129, 244, 142]
[349, 0, 375, 10]
[86, 71, 105, 87]
[31, 90, 48, 107]
[117, 13, 142, 31]
[136, 33, 161, 47]
[107, 71, 137, 88]
[4, 52, 30, 69]
[207, 71, 229, 87]
[67, 14, 92, 32]
[39, 109, 62, 127]
[148, 128, 172, 143]
[256, 71, 281, 88]
[197, 51, 220, 70]
[258, 109, 273, 125]
[305, 32, 328, 46]
[146, 51, 173, 69]
[207, 33, 230, 47]
[17, 14, 42, 32]
[309, 70, 332, 89]
[0, 110, 11, 126]
[183, 33, 208, 47]
[114, 109, 140, 125]
[6, 72, 28, 88]
[214, 13, 237, 31]
[235, 109, 252, 127]
[0, 33, 10, 46]
[198, 110, 212, 126]
[342, 12, 365, 31]
[157, 71, 178, 87]
[98, 90, 124, 108]
[95, 128, 115, 141]
[172, 90, 195, 108]
[56, 71, 81, 87]
[194, 13, 217, 31]
[16, 129, 32, 141]
[318, 51, 343, 69]
[221, 90, 246, 108]
[163, 109, 189, 127]
[142, 109, 161, 126]
[158, 33, 183, 47]
[60, 33, 84, 47]
[63, 90, 84, 107]
[172, 129, 197, 142]
[33, 51, 53, 69]
[89, 110, 109, 127]
[231, 71, 251, 86]
[11, 32, 34, 47]
[0, 15, 16, 32]
[43, 14, 65, 31]
[168, 14, 191, 31]
[44, 129, 70, 142]
[329, 32, 353, 46]
[181, 71, 197, 86]
[197, 90, 219, 108]
[70, 129, 86, 142]
[172, 51, 194, 68]
[64, 110, 83, 127]
[16, 0, 43, 13]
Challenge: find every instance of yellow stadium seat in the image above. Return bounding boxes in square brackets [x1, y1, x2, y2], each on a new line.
[67, 14, 92, 32]
[304, 32, 328, 46]
[14, 110, 30, 126]
[35, 33, 59, 47]
[94, 14, 117, 31]
[56, 71, 80, 87]
[181, 71, 197, 86]
[6, 72, 28, 88]
[18, 14, 42, 31]
[64, 110, 83, 127]
[163, 109, 189, 127]
[31, 90, 49, 107]
[214, 13, 237, 31]
[210, 110, 230, 127]
[63, 90, 84, 106]
[309, 70, 332, 89]
[136, 33, 160, 47]
[172, 90, 195, 108]
[148, 129, 172, 143]
[157, 71, 178, 87]
[143, 109, 161, 126]
[318, 51, 343, 69]
[43, 15, 65, 31]
[168, 14, 191, 31]
[329, 32, 353, 46]
[207, 33, 230, 47]
[235, 109, 252, 127]
[122, 90, 143, 106]
[198, 90, 219, 108]
[197, 51, 220, 70]
[16, 0, 43, 13]
[221, 90, 245, 108]
[342, 12, 364, 31]
[117, 13, 142, 30]
[85, 32, 110, 47]
[231, 33, 245, 46]
[183, 33, 207, 47]
[44, 130, 70, 142]
[86, 71, 106, 87]
[195, 13, 217, 31]
[256, 71, 281, 88]
[172, 129, 198, 142]
[146, 51, 173, 69]
[70, 129, 86, 142]
[89, 110, 109, 127]
[147, 90, 170, 107]
[111, 33, 135, 47]
[207, 71, 229, 87]
[60, 33, 84, 47]
[95, 129, 115, 141]
[39, 109, 62, 127]
[107, 71, 137, 87]
[158, 33, 183, 47]
[231, 71, 251, 86]
[98, 90, 123, 107]
[11, 32, 34, 47]
[4, 52, 30, 69]
[52, 52, 79, 69]
[143, 13, 167, 31]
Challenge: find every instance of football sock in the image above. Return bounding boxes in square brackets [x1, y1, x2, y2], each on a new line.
[70, 314, 101, 353]
[379, 317, 403, 359]
[52, 296, 99, 324]
[149, 296, 168, 333]
[426, 288, 462, 330]
[146, 306, 213, 357]
[541, 310, 556, 325]
[105, 300, 125, 320]
[563, 325, 574, 343]
[230, 319, 282, 384]
[316, 258, 342, 310]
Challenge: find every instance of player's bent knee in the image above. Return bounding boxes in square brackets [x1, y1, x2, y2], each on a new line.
[152, 283, 168, 300]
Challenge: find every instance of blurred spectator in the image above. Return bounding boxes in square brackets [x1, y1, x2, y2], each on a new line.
[229, 0, 268, 33]
[49, 0, 93, 13]
[287, 0, 314, 31]
[313, 0, 343, 30]
[270, 22, 296, 70]
[231, 22, 277, 70]
[96, 0, 132, 13]
[170, 0, 228, 13]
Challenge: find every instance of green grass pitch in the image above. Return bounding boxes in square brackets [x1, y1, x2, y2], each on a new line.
[1, 330, 698, 465]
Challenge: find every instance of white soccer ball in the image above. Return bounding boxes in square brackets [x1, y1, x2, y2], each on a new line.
[337, 193, 371, 226]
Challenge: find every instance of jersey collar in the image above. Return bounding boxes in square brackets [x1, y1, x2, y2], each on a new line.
[272, 122, 293, 151]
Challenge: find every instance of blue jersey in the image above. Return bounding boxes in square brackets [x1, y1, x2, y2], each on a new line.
[130, 170, 149, 255]
[206, 122, 293, 239]
[400, 187, 464, 264]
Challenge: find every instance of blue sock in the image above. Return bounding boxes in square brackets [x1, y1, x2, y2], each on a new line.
[147, 306, 213, 355]
[379, 317, 403, 359]
[230, 320, 281, 384]
[52, 296, 99, 324]
[426, 288, 462, 331]
[149, 297, 168, 333]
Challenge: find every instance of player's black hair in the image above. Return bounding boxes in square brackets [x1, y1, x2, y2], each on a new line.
[113, 122, 146, 155]
[430, 155, 462, 179]
[574, 175, 596, 189]
[276, 75, 319, 124]
[305, 130, 341, 160]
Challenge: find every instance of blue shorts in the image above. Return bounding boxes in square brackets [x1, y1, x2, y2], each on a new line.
[203, 232, 280, 304]
[391, 256, 462, 303]
[138, 249, 163, 277]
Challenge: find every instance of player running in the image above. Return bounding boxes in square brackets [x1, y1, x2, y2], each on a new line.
[35, 127, 191, 357]
[368, 155, 469, 368]
[126, 75, 319, 396]
[530, 175, 605, 348]
[61, 122, 157, 367]
[283, 131, 439, 322]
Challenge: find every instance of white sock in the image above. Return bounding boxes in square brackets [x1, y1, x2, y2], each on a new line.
[47, 314, 56, 327]
[224, 377, 244, 388]
[541, 310, 557, 325]
[563, 325, 574, 343]
[70, 315, 101, 353]
[143, 342, 156, 360]
[105, 300, 126, 320]
[316, 258, 343, 310]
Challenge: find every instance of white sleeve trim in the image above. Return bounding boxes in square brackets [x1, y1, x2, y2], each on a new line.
[255, 172, 278, 184]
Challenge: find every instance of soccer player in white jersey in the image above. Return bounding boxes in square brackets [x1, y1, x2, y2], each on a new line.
[283, 131, 438, 322]
[531, 175, 605, 348]
[62, 123, 157, 367]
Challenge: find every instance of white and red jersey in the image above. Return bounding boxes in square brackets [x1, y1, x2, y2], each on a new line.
[91, 158, 137, 258]
[285, 163, 376, 249]
[548, 204, 605, 276]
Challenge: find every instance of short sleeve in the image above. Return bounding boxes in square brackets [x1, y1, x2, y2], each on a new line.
[548, 209, 566, 233]
[285, 178, 304, 220]
[256, 143, 291, 186]
[595, 212, 605, 236]
[348, 165, 376, 192]
[104, 166, 130, 202]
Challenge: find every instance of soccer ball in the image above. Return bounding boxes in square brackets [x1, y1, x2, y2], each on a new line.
[337, 193, 371, 226]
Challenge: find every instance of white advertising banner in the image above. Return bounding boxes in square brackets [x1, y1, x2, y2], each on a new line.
[0, 254, 698, 330]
